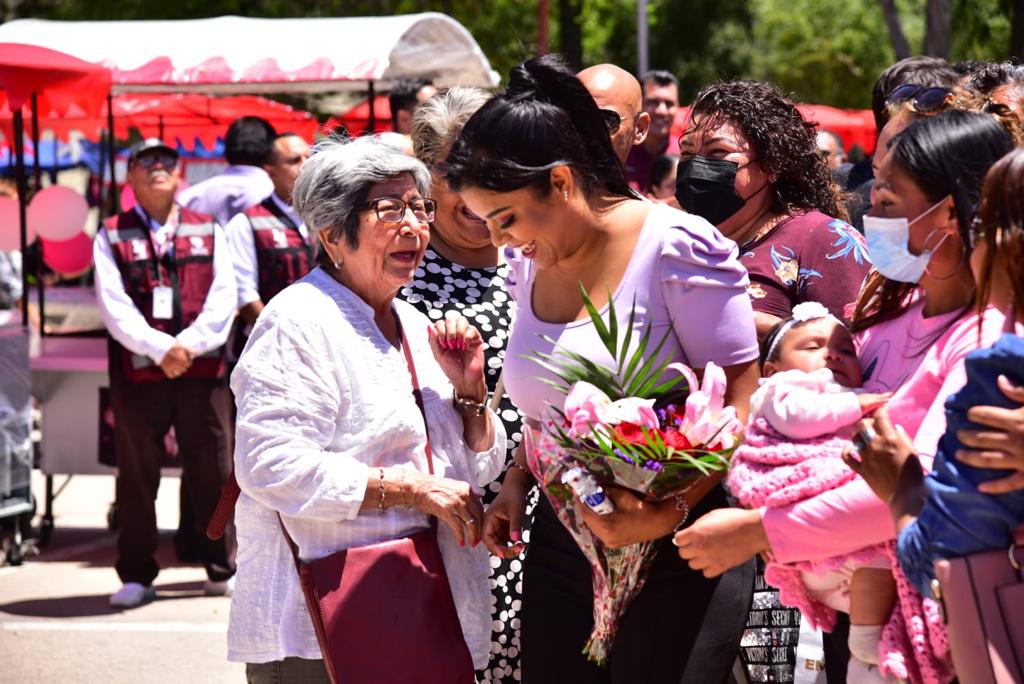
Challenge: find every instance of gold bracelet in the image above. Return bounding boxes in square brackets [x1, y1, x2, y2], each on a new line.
[507, 460, 531, 476]
[378, 467, 386, 512]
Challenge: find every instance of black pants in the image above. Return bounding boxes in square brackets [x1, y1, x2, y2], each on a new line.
[110, 370, 235, 586]
[521, 489, 754, 683]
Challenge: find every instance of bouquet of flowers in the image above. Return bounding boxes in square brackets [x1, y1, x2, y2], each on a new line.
[524, 286, 744, 665]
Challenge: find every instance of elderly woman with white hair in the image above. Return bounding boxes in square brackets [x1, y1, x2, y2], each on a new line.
[227, 135, 506, 683]
[405, 87, 532, 684]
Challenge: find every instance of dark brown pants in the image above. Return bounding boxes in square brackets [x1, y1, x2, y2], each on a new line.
[245, 658, 329, 684]
[110, 369, 235, 586]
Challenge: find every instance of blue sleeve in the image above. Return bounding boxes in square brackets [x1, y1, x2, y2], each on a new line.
[897, 334, 1024, 595]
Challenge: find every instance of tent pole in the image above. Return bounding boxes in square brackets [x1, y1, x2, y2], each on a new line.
[95, 130, 107, 220]
[30, 96, 46, 337]
[50, 136, 58, 184]
[368, 81, 376, 134]
[106, 93, 117, 216]
[30, 94, 42, 191]
[13, 109, 29, 329]
[159, 115, 165, 141]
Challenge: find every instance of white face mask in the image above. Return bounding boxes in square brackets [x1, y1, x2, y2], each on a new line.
[863, 197, 951, 283]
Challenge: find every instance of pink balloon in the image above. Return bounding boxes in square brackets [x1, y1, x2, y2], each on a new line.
[41, 231, 93, 275]
[120, 184, 135, 212]
[28, 185, 90, 241]
[0, 196, 36, 251]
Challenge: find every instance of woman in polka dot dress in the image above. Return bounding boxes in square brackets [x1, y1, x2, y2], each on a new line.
[404, 87, 534, 683]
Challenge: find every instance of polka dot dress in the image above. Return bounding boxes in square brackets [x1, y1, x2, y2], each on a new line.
[398, 247, 537, 683]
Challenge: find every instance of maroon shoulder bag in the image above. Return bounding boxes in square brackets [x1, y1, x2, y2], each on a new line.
[211, 330, 475, 684]
[932, 524, 1024, 684]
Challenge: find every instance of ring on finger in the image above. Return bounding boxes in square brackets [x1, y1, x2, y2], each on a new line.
[854, 426, 877, 452]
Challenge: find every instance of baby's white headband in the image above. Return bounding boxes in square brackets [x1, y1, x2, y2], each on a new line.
[764, 301, 842, 363]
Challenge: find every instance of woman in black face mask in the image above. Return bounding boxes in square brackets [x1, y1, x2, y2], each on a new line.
[677, 80, 871, 340]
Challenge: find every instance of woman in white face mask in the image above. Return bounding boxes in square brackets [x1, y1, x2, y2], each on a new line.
[852, 110, 1015, 398]
[674, 110, 1022, 682]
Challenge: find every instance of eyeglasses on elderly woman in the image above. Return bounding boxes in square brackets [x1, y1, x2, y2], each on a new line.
[362, 197, 437, 224]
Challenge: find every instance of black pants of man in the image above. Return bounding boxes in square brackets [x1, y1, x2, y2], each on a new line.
[110, 369, 235, 586]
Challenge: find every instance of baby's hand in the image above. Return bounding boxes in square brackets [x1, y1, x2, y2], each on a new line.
[858, 392, 893, 415]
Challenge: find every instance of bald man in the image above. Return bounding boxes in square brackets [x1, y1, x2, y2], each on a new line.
[578, 64, 650, 167]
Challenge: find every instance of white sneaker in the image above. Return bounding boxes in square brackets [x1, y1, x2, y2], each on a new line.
[109, 582, 156, 608]
[203, 576, 234, 597]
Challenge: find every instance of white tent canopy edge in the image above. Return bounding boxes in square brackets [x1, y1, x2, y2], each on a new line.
[0, 13, 500, 94]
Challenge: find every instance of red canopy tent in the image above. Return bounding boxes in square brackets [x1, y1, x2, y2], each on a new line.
[669, 104, 876, 157]
[797, 104, 877, 156]
[0, 43, 111, 327]
[322, 95, 393, 136]
[0, 92, 320, 150]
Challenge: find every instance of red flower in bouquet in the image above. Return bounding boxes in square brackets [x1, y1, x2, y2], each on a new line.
[612, 422, 656, 445]
[660, 429, 692, 451]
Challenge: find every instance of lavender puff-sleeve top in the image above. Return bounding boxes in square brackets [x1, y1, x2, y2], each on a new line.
[502, 203, 760, 422]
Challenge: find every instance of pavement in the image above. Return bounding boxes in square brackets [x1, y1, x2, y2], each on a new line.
[0, 472, 244, 683]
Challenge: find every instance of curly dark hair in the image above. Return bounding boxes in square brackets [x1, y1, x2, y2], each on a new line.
[688, 80, 846, 221]
[964, 60, 1024, 95]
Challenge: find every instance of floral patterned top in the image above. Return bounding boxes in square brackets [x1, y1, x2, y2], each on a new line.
[739, 210, 870, 322]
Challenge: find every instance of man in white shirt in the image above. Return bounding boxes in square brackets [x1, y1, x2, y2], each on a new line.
[224, 133, 312, 327]
[93, 139, 237, 608]
[178, 116, 276, 227]
[174, 115, 275, 559]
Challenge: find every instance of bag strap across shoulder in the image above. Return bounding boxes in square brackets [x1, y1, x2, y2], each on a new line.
[278, 316, 438, 567]
[398, 322, 434, 476]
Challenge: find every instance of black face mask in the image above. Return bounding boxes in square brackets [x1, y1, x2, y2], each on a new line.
[675, 156, 749, 226]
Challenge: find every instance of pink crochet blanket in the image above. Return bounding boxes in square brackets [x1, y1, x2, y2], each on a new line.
[729, 417, 953, 683]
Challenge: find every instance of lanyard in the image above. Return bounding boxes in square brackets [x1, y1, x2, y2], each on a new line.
[137, 205, 179, 287]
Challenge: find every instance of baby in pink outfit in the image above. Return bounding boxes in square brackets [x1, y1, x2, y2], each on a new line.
[728, 302, 898, 683]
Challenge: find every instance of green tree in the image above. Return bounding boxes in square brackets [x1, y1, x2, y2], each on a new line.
[746, 0, 924, 108]
[5, 0, 1022, 106]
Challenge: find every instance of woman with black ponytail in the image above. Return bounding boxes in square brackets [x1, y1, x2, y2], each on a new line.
[445, 55, 761, 682]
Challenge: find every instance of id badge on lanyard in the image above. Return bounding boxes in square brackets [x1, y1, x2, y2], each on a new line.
[143, 207, 177, 320]
[152, 286, 173, 320]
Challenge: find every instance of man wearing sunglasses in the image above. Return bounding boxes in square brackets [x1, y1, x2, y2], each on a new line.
[578, 63, 650, 169]
[93, 138, 237, 609]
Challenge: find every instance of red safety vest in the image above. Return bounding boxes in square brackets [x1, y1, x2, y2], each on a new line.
[243, 197, 313, 304]
[104, 206, 226, 383]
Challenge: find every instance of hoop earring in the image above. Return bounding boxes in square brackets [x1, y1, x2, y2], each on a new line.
[927, 238, 966, 281]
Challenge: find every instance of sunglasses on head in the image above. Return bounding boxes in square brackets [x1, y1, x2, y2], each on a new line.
[133, 154, 178, 170]
[599, 109, 623, 135]
[886, 84, 954, 113]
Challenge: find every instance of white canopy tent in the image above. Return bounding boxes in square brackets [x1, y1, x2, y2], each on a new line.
[0, 13, 500, 94]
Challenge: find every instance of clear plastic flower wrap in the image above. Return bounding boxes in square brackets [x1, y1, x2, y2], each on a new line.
[524, 286, 744, 664]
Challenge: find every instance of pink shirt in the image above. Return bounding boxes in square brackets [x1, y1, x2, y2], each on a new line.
[763, 300, 1008, 564]
[750, 368, 861, 440]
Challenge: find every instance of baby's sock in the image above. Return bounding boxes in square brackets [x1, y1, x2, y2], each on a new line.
[848, 624, 884, 665]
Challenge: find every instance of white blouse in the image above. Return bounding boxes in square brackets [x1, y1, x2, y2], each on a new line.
[227, 267, 506, 667]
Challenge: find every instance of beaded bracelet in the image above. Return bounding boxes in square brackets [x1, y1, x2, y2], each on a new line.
[378, 467, 386, 512]
[507, 460, 533, 480]
[672, 492, 691, 532]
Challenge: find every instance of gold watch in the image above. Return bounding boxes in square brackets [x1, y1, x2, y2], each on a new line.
[452, 388, 487, 417]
